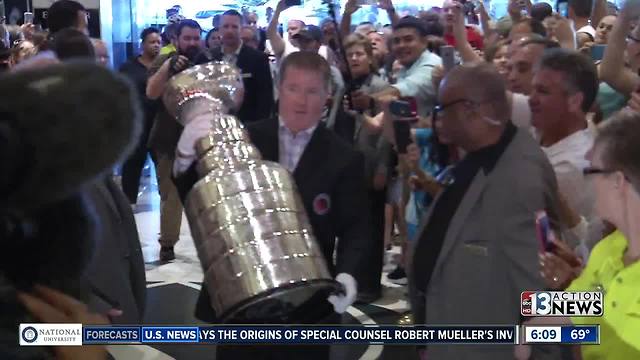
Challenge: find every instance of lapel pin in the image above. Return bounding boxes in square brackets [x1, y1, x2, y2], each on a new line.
[313, 193, 331, 216]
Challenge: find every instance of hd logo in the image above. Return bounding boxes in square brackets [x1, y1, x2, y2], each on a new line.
[521, 291, 603, 317]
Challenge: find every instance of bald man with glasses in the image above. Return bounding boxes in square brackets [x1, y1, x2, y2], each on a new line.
[409, 62, 561, 360]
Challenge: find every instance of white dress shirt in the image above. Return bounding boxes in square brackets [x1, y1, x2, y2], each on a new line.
[511, 93, 532, 128]
[577, 24, 596, 39]
[278, 117, 318, 173]
[222, 41, 243, 66]
[541, 128, 602, 254]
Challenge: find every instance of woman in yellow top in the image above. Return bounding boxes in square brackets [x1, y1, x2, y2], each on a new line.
[532, 109, 640, 359]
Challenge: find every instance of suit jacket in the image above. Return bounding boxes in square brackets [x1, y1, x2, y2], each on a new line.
[174, 117, 371, 322]
[84, 178, 146, 324]
[195, 45, 274, 124]
[410, 129, 561, 360]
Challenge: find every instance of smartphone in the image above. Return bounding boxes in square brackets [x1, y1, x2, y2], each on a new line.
[440, 45, 456, 74]
[389, 97, 417, 118]
[557, 0, 568, 17]
[535, 210, 556, 252]
[357, 0, 377, 5]
[392, 119, 413, 154]
[285, 0, 302, 7]
[590, 44, 606, 61]
[24, 12, 34, 24]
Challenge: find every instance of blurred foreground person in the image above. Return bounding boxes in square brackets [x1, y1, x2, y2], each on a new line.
[0, 62, 143, 357]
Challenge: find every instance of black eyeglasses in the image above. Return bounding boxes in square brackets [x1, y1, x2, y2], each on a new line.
[582, 167, 617, 176]
[432, 98, 473, 118]
[627, 34, 640, 43]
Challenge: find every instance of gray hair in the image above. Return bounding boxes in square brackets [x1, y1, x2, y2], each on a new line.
[595, 109, 640, 192]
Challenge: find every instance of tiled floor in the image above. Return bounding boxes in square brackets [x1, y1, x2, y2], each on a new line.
[112, 165, 416, 360]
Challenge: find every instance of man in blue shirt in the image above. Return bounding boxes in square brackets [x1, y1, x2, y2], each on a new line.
[373, 16, 442, 117]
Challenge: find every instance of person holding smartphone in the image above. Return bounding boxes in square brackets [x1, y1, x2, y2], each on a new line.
[530, 109, 640, 360]
[565, 0, 597, 48]
[577, 14, 629, 123]
[341, 34, 391, 302]
[371, 17, 442, 117]
[599, 1, 640, 118]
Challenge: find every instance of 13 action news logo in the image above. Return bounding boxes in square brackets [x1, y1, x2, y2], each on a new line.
[521, 292, 603, 317]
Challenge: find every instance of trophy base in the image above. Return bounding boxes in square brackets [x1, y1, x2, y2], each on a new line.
[219, 279, 344, 324]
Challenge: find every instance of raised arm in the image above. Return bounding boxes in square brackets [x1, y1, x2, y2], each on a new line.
[553, 14, 578, 50]
[600, 2, 640, 96]
[146, 56, 172, 99]
[378, 0, 400, 26]
[478, 0, 495, 41]
[452, 1, 483, 63]
[591, 0, 607, 31]
[340, 0, 359, 38]
[267, 0, 288, 59]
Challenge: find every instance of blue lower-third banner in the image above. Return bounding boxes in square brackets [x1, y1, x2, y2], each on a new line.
[75, 325, 518, 345]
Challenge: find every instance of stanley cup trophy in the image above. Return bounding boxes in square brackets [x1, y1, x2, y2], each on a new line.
[164, 62, 342, 323]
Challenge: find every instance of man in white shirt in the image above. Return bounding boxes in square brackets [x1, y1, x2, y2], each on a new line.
[529, 48, 602, 251]
[507, 36, 560, 128]
[507, 36, 557, 96]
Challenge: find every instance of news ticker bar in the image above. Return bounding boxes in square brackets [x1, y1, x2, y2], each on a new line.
[19, 324, 600, 346]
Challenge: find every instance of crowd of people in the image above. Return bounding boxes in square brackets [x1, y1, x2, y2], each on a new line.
[2, 0, 640, 359]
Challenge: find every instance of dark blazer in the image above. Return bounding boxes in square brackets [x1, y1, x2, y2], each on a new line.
[84, 178, 146, 324]
[195, 45, 274, 124]
[410, 129, 561, 359]
[174, 117, 371, 322]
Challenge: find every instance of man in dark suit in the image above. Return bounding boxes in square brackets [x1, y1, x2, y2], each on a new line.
[408, 63, 561, 359]
[84, 177, 146, 324]
[174, 51, 371, 359]
[195, 10, 274, 124]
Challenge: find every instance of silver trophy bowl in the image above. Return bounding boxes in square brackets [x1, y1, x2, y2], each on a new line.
[164, 62, 341, 323]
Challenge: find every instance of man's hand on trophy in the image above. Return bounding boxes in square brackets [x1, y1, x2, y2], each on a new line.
[327, 273, 357, 314]
[169, 54, 191, 75]
[173, 113, 212, 176]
